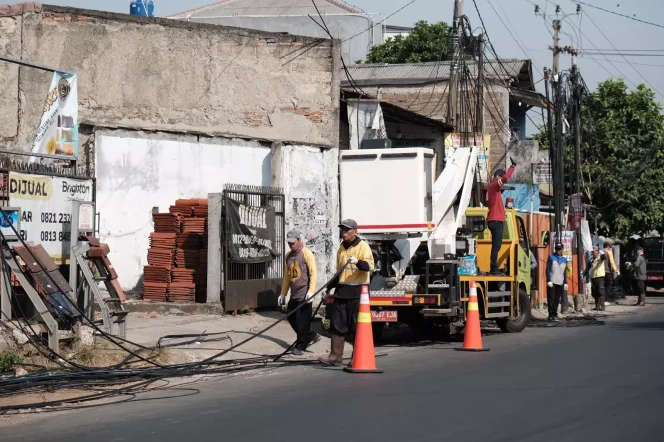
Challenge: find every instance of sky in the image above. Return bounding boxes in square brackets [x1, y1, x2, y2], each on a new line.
[44, 0, 664, 131]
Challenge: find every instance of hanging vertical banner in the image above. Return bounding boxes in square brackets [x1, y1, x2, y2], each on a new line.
[30, 72, 79, 161]
[370, 103, 387, 139]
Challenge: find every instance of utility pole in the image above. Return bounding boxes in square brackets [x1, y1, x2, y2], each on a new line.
[549, 18, 564, 234]
[473, 33, 486, 206]
[572, 53, 585, 310]
[475, 34, 485, 134]
[552, 20, 561, 76]
[447, 0, 463, 128]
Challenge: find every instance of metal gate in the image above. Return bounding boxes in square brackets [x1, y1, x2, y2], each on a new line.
[222, 184, 285, 312]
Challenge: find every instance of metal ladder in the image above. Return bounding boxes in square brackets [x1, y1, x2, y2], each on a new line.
[72, 243, 128, 338]
[485, 290, 511, 318]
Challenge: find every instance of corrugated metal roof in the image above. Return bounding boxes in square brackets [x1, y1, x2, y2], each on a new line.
[170, 0, 366, 19]
[343, 59, 532, 87]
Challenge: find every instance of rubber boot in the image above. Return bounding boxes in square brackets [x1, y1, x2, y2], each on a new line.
[318, 335, 344, 366]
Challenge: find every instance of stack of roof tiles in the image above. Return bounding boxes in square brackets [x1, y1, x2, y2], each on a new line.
[143, 199, 209, 303]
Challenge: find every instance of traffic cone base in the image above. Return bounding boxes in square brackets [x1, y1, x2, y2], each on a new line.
[456, 281, 490, 352]
[345, 285, 383, 374]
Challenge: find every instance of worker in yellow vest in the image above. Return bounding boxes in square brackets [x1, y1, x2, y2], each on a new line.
[587, 245, 607, 311]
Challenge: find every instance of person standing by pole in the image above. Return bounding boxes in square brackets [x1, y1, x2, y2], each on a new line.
[487, 158, 516, 274]
[633, 247, 647, 306]
[546, 243, 568, 321]
[604, 242, 618, 301]
[278, 229, 321, 356]
[587, 245, 607, 311]
[319, 219, 374, 366]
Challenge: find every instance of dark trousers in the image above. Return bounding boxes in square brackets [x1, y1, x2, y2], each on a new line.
[329, 297, 360, 339]
[287, 299, 316, 350]
[591, 277, 606, 310]
[634, 279, 646, 304]
[605, 273, 615, 300]
[488, 221, 504, 272]
[547, 284, 564, 318]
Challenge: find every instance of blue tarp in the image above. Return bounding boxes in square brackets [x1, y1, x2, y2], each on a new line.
[502, 184, 540, 211]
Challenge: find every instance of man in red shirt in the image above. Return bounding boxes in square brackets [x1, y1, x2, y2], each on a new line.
[487, 157, 516, 274]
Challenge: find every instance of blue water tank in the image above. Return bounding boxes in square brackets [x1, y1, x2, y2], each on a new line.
[130, 0, 155, 17]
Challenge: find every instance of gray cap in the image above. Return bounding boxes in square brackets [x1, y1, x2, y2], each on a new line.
[286, 229, 302, 243]
[339, 219, 358, 230]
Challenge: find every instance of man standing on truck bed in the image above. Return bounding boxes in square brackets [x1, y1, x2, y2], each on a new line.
[633, 247, 647, 306]
[487, 157, 517, 274]
[279, 229, 321, 356]
[546, 243, 568, 321]
[319, 219, 374, 366]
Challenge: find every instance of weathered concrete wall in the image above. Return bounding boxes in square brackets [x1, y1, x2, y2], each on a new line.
[271, 143, 339, 299]
[186, 15, 380, 66]
[364, 82, 510, 173]
[95, 129, 272, 291]
[0, 5, 341, 152]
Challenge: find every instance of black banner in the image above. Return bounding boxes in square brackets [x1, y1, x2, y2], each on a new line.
[227, 198, 277, 263]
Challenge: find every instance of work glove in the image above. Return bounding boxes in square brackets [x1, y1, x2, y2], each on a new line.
[564, 284, 568, 291]
[510, 156, 517, 168]
[348, 256, 359, 265]
[278, 294, 285, 306]
[547, 281, 553, 288]
[306, 293, 314, 303]
[599, 250, 605, 255]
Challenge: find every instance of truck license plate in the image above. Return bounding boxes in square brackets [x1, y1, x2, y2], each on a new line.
[371, 310, 397, 322]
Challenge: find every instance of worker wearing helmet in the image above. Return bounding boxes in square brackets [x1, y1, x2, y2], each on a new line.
[487, 157, 516, 274]
[319, 219, 374, 366]
[546, 242, 568, 321]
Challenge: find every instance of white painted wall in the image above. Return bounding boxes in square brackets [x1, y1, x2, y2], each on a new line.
[271, 144, 339, 300]
[95, 130, 271, 291]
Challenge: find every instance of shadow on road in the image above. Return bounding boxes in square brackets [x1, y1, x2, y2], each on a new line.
[609, 320, 664, 331]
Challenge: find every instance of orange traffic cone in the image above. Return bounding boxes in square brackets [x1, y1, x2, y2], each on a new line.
[344, 285, 384, 374]
[455, 281, 490, 352]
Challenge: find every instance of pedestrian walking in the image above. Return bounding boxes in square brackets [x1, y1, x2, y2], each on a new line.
[319, 219, 374, 366]
[487, 157, 516, 274]
[587, 245, 607, 311]
[604, 242, 618, 300]
[279, 229, 321, 356]
[632, 247, 647, 306]
[546, 243, 568, 321]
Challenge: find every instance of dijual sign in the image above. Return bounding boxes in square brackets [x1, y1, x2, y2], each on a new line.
[9, 172, 92, 265]
[30, 71, 79, 161]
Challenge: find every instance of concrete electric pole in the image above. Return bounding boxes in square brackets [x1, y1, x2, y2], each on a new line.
[447, 0, 464, 128]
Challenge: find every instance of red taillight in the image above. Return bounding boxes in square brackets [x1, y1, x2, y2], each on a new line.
[413, 296, 438, 305]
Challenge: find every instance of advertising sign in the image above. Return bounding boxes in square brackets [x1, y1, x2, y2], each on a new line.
[9, 172, 93, 264]
[0, 208, 20, 240]
[30, 72, 79, 160]
[444, 133, 491, 183]
[551, 230, 574, 263]
[226, 199, 276, 263]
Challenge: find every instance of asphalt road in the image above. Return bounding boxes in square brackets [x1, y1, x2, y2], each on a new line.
[4, 303, 664, 442]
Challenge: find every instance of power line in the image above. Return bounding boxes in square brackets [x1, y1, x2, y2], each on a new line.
[342, 0, 418, 43]
[581, 9, 664, 98]
[488, 0, 544, 79]
[581, 53, 664, 58]
[571, 1, 664, 31]
[560, 14, 638, 87]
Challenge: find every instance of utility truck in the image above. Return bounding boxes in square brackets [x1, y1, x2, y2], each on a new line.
[339, 144, 532, 340]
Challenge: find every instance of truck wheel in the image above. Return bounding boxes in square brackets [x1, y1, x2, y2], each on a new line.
[496, 288, 531, 333]
[372, 322, 385, 342]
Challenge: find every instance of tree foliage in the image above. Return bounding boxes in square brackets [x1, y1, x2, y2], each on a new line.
[580, 79, 664, 238]
[536, 78, 664, 238]
[363, 21, 453, 64]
